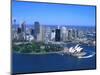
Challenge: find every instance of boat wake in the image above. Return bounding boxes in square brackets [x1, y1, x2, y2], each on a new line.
[77, 52, 95, 59]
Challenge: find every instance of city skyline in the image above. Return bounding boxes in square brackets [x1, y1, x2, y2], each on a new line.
[12, 0, 96, 26]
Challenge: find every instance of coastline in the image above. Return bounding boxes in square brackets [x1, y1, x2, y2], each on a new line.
[13, 50, 63, 55]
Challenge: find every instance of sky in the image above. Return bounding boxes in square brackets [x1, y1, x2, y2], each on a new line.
[12, 0, 96, 26]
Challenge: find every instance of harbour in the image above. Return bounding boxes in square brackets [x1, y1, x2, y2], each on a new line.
[12, 45, 96, 74]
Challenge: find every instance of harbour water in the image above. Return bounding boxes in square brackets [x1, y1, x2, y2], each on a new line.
[12, 45, 96, 74]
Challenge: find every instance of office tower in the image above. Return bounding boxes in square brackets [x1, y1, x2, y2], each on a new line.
[15, 27, 22, 41]
[26, 28, 34, 42]
[21, 21, 26, 32]
[34, 21, 40, 40]
[25, 28, 31, 35]
[61, 26, 68, 41]
[12, 19, 17, 30]
[34, 21, 45, 42]
[44, 27, 51, 42]
[55, 26, 61, 41]
[20, 21, 26, 41]
[17, 27, 21, 34]
[42, 26, 46, 42]
[30, 28, 34, 36]
[34, 21, 40, 33]
[68, 29, 73, 41]
[72, 29, 75, 39]
[51, 30, 55, 41]
[12, 29, 17, 41]
[12, 19, 17, 41]
[78, 30, 84, 38]
[39, 25, 45, 42]
[73, 29, 78, 39]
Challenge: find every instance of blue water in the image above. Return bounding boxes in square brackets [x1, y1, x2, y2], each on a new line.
[12, 45, 96, 74]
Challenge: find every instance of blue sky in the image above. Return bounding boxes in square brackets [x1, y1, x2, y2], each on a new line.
[12, 1, 96, 26]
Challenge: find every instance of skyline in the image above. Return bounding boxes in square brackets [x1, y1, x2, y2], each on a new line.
[12, 1, 96, 26]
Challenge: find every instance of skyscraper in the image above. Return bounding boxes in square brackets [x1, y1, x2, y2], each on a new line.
[21, 21, 26, 41]
[34, 21, 40, 40]
[30, 28, 34, 36]
[72, 29, 78, 39]
[41, 25, 46, 42]
[78, 30, 84, 38]
[68, 29, 73, 41]
[34, 21, 45, 42]
[17, 27, 21, 34]
[51, 30, 55, 41]
[21, 21, 26, 32]
[55, 26, 61, 42]
[61, 26, 68, 41]
[12, 19, 17, 41]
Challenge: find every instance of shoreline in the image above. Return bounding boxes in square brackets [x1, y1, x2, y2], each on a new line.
[13, 51, 64, 55]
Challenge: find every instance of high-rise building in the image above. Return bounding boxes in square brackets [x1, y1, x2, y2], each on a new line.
[67, 29, 78, 41]
[45, 27, 51, 41]
[61, 26, 68, 41]
[41, 25, 46, 42]
[30, 28, 34, 35]
[72, 29, 78, 39]
[21, 21, 26, 32]
[34, 21, 45, 42]
[51, 30, 55, 41]
[78, 30, 84, 38]
[17, 27, 21, 34]
[34, 21, 40, 40]
[68, 29, 73, 41]
[20, 21, 26, 41]
[55, 26, 61, 41]
[12, 19, 17, 41]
